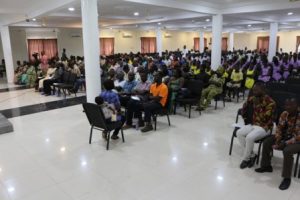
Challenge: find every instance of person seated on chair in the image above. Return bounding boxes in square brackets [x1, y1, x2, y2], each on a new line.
[43, 63, 64, 96]
[124, 72, 168, 132]
[226, 65, 243, 101]
[119, 72, 137, 107]
[197, 66, 225, 111]
[255, 98, 300, 190]
[114, 71, 126, 91]
[141, 72, 169, 133]
[98, 80, 125, 140]
[237, 82, 276, 169]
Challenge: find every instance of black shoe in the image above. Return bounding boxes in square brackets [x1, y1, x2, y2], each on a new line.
[279, 178, 291, 190]
[141, 124, 153, 133]
[102, 131, 108, 140]
[255, 166, 273, 173]
[248, 155, 258, 168]
[240, 160, 250, 169]
[111, 134, 119, 140]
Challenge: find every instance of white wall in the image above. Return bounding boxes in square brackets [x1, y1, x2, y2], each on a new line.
[57, 28, 83, 57]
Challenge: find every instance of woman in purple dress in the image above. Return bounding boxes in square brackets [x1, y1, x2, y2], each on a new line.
[258, 63, 272, 83]
[281, 56, 292, 80]
[272, 56, 282, 81]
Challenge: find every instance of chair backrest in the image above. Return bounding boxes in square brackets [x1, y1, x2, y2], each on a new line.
[62, 71, 70, 83]
[187, 80, 203, 97]
[82, 103, 108, 130]
[67, 73, 77, 84]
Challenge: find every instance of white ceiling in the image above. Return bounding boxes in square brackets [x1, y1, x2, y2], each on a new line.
[1, 0, 300, 32]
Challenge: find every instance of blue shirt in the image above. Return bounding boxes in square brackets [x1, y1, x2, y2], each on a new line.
[123, 80, 137, 93]
[100, 91, 120, 109]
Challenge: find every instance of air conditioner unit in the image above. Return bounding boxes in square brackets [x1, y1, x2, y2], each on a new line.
[123, 32, 132, 38]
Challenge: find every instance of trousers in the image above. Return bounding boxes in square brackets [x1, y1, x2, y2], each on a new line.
[261, 135, 300, 178]
[237, 125, 269, 161]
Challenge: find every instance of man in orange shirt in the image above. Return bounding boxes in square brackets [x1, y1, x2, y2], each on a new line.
[141, 72, 168, 132]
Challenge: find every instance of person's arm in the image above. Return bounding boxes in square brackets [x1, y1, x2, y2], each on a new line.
[261, 98, 276, 130]
[274, 112, 286, 146]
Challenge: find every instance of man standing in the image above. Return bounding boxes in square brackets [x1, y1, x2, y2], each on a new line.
[237, 83, 276, 169]
[255, 98, 300, 190]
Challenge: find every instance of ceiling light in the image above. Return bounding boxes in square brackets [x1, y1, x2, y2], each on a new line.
[32, 18, 36, 21]
[134, 12, 139, 16]
[0, 168, 2, 172]
[203, 26, 207, 29]
[60, 147, 66, 152]
[287, 12, 294, 16]
[217, 176, 224, 181]
[158, 22, 162, 25]
[206, 19, 210, 22]
[110, 27, 113, 30]
[68, 7, 75, 11]
[7, 187, 15, 193]
[248, 24, 252, 27]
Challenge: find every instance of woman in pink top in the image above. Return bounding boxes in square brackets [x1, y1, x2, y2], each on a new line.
[40, 51, 49, 74]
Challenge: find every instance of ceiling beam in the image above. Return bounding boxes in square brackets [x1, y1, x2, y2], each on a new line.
[221, 1, 300, 15]
[123, 0, 219, 15]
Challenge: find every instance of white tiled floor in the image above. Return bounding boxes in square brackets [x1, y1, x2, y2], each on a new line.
[0, 99, 299, 200]
[0, 89, 85, 110]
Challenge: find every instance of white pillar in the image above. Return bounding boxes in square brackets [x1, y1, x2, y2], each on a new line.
[0, 26, 14, 84]
[81, 0, 101, 103]
[156, 28, 162, 56]
[268, 22, 278, 61]
[211, 14, 223, 70]
[199, 31, 205, 53]
[229, 32, 234, 52]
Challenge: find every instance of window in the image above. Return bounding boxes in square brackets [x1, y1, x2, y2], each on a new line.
[257, 36, 280, 52]
[193, 37, 208, 51]
[100, 38, 114, 55]
[141, 37, 156, 53]
[27, 39, 58, 61]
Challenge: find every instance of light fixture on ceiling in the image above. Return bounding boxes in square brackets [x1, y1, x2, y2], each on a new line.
[287, 12, 294, 16]
[32, 18, 36, 21]
[192, 20, 195, 23]
[158, 22, 162, 25]
[134, 12, 139, 16]
[206, 18, 210, 22]
[248, 24, 252, 27]
[203, 26, 207, 29]
[135, 25, 139, 27]
[110, 27, 113, 30]
[68, 7, 75, 11]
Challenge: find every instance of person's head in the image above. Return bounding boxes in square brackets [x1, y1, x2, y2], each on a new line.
[128, 72, 135, 82]
[17, 60, 21, 66]
[284, 98, 299, 115]
[234, 65, 239, 72]
[183, 45, 186, 49]
[140, 72, 147, 83]
[41, 51, 45, 56]
[103, 79, 115, 91]
[252, 82, 266, 98]
[123, 64, 130, 73]
[116, 71, 125, 81]
[108, 69, 115, 78]
[63, 48, 66, 53]
[173, 68, 182, 78]
[95, 96, 104, 105]
[153, 72, 162, 84]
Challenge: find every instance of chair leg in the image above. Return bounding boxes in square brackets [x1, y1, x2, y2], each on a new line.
[223, 98, 226, 107]
[121, 128, 125, 143]
[154, 115, 157, 131]
[173, 102, 177, 115]
[215, 100, 217, 110]
[229, 134, 235, 156]
[167, 114, 171, 126]
[188, 105, 191, 118]
[257, 142, 262, 165]
[106, 131, 111, 150]
[294, 153, 299, 177]
[89, 125, 93, 144]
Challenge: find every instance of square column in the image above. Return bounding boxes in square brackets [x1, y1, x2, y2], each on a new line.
[199, 31, 205, 53]
[156, 28, 162, 56]
[229, 32, 234, 52]
[211, 14, 223, 70]
[81, 0, 101, 103]
[268, 22, 278, 61]
[0, 26, 15, 83]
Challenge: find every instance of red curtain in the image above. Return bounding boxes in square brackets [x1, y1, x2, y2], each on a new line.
[257, 36, 280, 52]
[141, 37, 156, 53]
[193, 37, 207, 51]
[27, 39, 58, 61]
[222, 38, 228, 51]
[100, 38, 114, 55]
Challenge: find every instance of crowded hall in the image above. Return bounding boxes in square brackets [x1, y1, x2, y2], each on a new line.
[1, 0, 300, 199]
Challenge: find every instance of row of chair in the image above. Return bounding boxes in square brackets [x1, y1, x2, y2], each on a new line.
[52, 71, 78, 99]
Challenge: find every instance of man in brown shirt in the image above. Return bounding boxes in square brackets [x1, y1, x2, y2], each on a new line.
[255, 98, 300, 190]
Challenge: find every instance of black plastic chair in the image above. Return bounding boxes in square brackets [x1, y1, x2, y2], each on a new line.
[214, 92, 226, 110]
[82, 103, 125, 150]
[53, 71, 70, 96]
[174, 80, 203, 118]
[58, 73, 78, 99]
[152, 94, 171, 130]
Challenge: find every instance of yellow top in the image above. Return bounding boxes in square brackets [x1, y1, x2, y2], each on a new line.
[231, 71, 243, 82]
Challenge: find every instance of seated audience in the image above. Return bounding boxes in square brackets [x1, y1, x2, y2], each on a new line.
[226, 65, 244, 100]
[255, 98, 300, 190]
[197, 66, 225, 111]
[237, 83, 276, 169]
